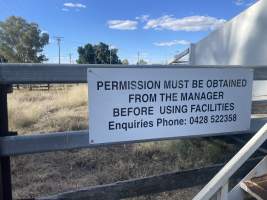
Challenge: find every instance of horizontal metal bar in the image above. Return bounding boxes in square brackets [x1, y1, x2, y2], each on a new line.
[0, 117, 267, 156]
[38, 157, 263, 200]
[0, 64, 88, 84]
[0, 130, 90, 156]
[0, 64, 267, 84]
[228, 135, 267, 154]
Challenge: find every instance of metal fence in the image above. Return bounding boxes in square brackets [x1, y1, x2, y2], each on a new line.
[1, 63, 267, 200]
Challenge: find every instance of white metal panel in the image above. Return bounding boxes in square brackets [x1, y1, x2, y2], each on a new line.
[191, 0, 267, 97]
[88, 67, 253, 144]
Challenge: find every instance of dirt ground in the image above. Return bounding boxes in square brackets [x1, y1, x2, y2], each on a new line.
[8, 85, 238, 199]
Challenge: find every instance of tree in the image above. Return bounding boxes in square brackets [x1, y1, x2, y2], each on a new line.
[109, 48, 121, 64]
[77, 44, 95, 64]
[0, 54, 7, 63]
[137, 59, 148, 65]
[77, 42, 122, 64]
[122, 59, 129, 65]
[0, 16, 49, 63]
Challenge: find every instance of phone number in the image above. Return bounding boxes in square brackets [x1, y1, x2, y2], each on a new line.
[189, 114, 237, 125]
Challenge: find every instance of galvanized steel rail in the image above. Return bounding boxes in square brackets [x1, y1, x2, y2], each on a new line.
[0, 64, 265, 156]
[0, 116, 266, 156]
[0, 64, 267, 84]
[0, 63, 267, 200]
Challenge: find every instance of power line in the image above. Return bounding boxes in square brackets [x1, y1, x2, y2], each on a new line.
[54, 36, 64, 64]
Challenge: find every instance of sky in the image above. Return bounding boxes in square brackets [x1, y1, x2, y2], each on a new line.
[0, 0, 258, 64]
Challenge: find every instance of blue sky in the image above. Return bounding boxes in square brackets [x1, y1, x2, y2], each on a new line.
[0, 0, 258, 64]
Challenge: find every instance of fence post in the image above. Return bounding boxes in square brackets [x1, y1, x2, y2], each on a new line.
[0, 84, 13, 200]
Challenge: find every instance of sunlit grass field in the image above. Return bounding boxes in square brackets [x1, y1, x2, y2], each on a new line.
[9, 85, 237, 199]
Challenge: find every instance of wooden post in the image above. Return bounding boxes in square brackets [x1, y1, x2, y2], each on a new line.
[0, 85, 12, 200]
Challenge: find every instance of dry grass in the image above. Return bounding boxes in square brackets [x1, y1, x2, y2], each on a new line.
[8, 85, 88, 133]
[9, 85, 238, 199]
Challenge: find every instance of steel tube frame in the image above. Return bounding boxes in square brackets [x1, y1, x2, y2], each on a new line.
[0, 64, 266, 199]
[0, 85, 12, 200]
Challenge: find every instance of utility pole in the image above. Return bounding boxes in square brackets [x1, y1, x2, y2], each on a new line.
[109, 45, 112, 64]
[137, 51, 140, 65]
[110, 49, 112, 64]
[69, 53, 72, 64]
[54, 36, 63, 64]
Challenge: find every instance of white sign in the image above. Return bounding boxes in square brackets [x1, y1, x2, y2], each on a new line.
[88, 67, 253, 144]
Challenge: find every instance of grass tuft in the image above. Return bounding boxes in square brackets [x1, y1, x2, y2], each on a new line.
[9, 85, 238, 199]
[8, 84, 88, 133]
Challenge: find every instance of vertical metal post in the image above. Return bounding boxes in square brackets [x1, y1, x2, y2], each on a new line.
[0, 84, 12, 200]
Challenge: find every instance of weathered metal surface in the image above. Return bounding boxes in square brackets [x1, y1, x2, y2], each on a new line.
[38, 157, 262, 200]
[0, 64, 267, 84]
[0, 117, 266, 156]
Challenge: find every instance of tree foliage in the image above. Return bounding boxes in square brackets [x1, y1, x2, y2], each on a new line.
[122, 59, 129, 65]
[0, 16, 49, 63]
[0, 54, 7, 63]
[77, 42, 121, 64]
